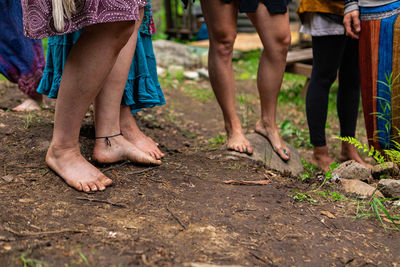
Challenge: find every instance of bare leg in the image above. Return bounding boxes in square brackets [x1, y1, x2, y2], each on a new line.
[200, 0, 253, 155]
[46, 21, 136, 192]
[247, 4, 291, 161]
[339, 142, 373, 168]
[12, 94, 42, 111]
[92, 10, 161, 166]
[120, 105, 165, 160]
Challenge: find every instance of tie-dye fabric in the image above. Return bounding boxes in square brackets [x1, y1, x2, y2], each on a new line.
[21, 0, 147, 39]
[0, 0, 44, 97]
[359, 1, 400, 150]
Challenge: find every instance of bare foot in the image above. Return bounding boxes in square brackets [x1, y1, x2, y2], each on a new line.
[226, 131, 253, 155]
[122, 127, 165, 160]
[120, 106, 165, 160]
[339, 141, 373, 169]
[255, 120, 290, 161]
[12, 97, 41, 112]
[92, 135, 161, 165]
[46, 145, 112, 192]
[311, 146, 334, 172]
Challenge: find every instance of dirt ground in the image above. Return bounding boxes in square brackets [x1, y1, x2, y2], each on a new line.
[0, 76, 399, 266]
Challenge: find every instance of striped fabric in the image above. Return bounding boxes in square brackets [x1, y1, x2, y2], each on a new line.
[359, 1, 400, 150]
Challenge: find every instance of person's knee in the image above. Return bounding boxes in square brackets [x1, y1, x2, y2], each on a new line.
[211, 32, 236, 59]
[275, 30, 291, 56]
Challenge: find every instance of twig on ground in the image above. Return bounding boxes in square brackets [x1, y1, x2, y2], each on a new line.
[4, 226, 86, 237]
[129, 168, 154, 175]
[223, 179, 271, 185]
[166, 205, 187, 230]
[249, 251, 268, 264]
[101, 162, 128, 173]
[76, 197, 127, 208]
[147, 177, 164, 183]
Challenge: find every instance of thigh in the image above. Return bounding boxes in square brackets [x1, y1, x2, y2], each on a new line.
[246, 3, 290, 51]
[200, 0, 238, 42]
[311, 35, 346, 77]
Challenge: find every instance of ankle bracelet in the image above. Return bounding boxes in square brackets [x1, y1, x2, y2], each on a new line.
[95, 132, 122, 147]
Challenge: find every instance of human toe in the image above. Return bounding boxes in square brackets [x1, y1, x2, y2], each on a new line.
[88, 183, 98, 191]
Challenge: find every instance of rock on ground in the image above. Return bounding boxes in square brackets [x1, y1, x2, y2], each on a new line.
[372, 162, 400, 179]
[153, 40, 200, 68]
[378, 179, 400, 198]
[168, 65, 184, 78]
[229, 133, 303, 177]
[339, 179, 384, 198]
[332, 160, 372, 180]
[183, 71, 200, 80]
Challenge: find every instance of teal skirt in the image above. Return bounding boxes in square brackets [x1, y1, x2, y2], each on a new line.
[38, 31, 165, 114]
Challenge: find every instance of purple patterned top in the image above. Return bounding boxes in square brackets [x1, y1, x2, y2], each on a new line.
[21, 0, 147, 39]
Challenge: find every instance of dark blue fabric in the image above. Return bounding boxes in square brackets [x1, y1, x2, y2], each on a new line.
[360, 1, 400, 14]
[0, 0, 44, 95]
[376, 13, 398, 149]
[38, 31, 165, 114]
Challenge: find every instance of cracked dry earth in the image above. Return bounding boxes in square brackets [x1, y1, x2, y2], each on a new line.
[0, 80, 399, 266]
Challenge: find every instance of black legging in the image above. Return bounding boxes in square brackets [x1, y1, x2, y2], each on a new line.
[306, 35, 360, 147]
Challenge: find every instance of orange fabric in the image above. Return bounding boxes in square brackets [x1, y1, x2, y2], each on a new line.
[298, 0, 344, 16]
[391, 16, 400, 142]
[359, 20, 381, 150]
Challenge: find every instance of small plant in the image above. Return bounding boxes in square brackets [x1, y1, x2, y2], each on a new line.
[78, 250, 89, 265]
[301, 158, 318, 182]
[337, 136, 385, 164]
[317, 190, 345, 202]
[20, 253, 44, 267]
[292, 190, 317, 203]
[238, 94, 255, 132]
[23, 112, 34, 129]
[280, 120, 311, 148]
[207, 134, 226, 149]
[355, 198, 400, 231]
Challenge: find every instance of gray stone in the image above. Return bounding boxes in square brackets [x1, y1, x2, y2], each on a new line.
[200, 51, 208, 68]
[339, 179, 384, 198]
[168, 65, 184, 78]
[229, 133, 303, 177]
[378, 179, 400, 198]
[197, 68, 209, 79]
[153, 40, 200, 68]
[372, 162, 400, 179]
[183, 71, 200, 80]
[1, 175, 13, 183]
[157, 66, 166, 77]
[332, 160, 372, 180]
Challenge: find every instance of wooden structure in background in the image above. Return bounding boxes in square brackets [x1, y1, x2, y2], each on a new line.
[164, 0, 199, 39]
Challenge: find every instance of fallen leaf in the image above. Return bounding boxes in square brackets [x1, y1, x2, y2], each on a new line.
[320, 210, 336, 219]
[1, 175, 13, 182]
[18, 198, 34, 203]
[223, 180, 271, 185]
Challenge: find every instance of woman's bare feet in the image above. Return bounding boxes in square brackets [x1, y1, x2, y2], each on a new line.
[46, 145, 112, 192]
[311, 146, 334, 172]
[12, 95, 42, 111]
[339, 141, 373, 169]
[121, 125, 165, 160]
[255, 120, 290, 161]
[92, 135, 161, 165]
[226, 130, 253, 155]
[120, 106, 165, 160]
